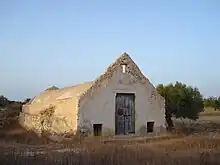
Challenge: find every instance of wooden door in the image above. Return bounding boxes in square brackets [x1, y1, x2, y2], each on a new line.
[115, 93, 135, 135]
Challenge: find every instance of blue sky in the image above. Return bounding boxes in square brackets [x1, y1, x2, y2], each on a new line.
[0, 0, 220, 101]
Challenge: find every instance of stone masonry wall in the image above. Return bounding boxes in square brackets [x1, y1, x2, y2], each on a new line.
[19, 105, 75, 136]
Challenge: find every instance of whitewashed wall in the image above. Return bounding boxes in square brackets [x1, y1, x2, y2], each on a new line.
[79, 67, 166, 135]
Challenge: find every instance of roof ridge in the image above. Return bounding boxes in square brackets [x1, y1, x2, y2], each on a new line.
[57, 81, 93, 91]
[78, 52, 151, 103]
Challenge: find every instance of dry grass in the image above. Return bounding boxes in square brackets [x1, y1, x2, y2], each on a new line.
[1, 111, 220, 164]
[200, 111, 220, 116]
[1, 135, 220, 165]
[200, 107, 220, 116]
[1, 124, 220, 165]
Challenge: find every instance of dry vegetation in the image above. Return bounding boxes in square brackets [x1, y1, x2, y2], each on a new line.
[1, 111, 220, 164]
[200, 107, 220, 116]
[1, 134, 220, 165]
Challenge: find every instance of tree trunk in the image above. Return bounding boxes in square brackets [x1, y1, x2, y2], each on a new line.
[165, 109, 173, 131]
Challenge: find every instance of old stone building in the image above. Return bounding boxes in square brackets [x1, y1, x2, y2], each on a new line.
[19, 53, 166, 136]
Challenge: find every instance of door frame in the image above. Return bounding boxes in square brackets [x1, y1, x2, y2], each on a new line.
[114, 92, 136, 135]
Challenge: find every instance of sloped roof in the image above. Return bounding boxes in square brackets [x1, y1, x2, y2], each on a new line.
[25, 81, 93, 114]
[24, 52, 164, 114]
[35, 81, 92, 102]
[78, 52, 154, 103]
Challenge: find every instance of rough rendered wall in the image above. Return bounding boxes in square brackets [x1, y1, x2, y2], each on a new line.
[19, 111, 42, 135]
[20, 99, 78, 135]
[79, 67, 166, 136]
[51, 99, 78, 133]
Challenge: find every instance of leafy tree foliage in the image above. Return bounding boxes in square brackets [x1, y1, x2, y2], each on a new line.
[0, 95, 9, 107]
[203, 96, 220, 110]
[46, 86, 59, 91]
[156, 82, 204, 130]
[23, 98, 31, 104]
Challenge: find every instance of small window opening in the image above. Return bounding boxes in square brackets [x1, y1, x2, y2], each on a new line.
[147, 121, 154, 133]
[93, 124, 102, 136]
[121, 64, 127, 73]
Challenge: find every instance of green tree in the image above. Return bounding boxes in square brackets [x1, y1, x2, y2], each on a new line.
[217, 97, 220, 110]
[203, 97, 216, 107]
[156, 82, 204, 130]
[23, 98, 31, 104]
[0, 95, 9, 107]
[203, 96, 220, 110]
[46, 86, 59, 91]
